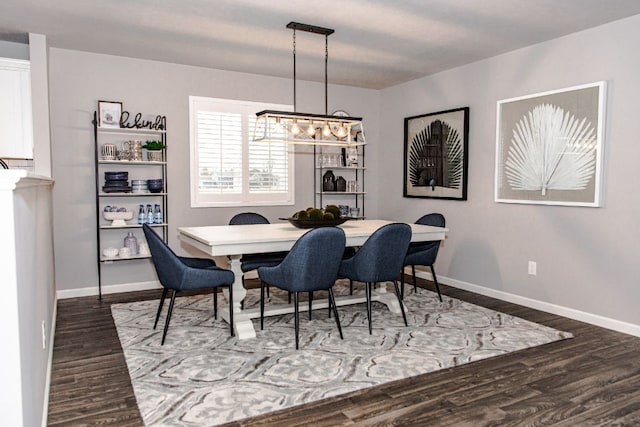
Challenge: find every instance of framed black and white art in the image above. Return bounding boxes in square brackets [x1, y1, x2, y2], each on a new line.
[495, 82, 606, 207]
[404, 107, 469, 200]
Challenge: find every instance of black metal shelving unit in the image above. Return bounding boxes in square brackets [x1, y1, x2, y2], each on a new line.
[314, 144, 366, 217]
[92, 112, 168, 299]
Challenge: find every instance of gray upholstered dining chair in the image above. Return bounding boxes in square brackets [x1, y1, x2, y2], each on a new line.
[258, 227, 346, 349]
[143, 224, 235, 345]
[338, 223, 411, 334]
[229, 212, 288, 298]
[401, 213, 445, 302]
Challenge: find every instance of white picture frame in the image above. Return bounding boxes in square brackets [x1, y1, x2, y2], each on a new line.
[495, 81, 606, 207]
[98, 100, 123, 128]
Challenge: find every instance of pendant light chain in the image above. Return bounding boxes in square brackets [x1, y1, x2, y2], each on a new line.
[325, 34, 329, 115]
[292, 29, 297, 112]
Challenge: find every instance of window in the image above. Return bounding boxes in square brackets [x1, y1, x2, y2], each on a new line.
[189, 97, 294, 207]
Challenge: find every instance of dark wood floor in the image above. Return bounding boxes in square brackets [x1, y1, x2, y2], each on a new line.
[48, 279, 640, 426]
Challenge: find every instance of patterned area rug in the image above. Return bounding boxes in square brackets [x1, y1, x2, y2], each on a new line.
[111, 283, 572, 426]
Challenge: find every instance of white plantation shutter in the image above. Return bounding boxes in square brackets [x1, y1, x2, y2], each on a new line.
[248, 116, 289, 193]
[190, 97, 294, 207]
[197, 110, 242, 194]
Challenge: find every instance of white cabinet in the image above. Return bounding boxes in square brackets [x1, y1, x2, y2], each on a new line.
[0, 58, 33, 159]
[93, 113, 168, 298]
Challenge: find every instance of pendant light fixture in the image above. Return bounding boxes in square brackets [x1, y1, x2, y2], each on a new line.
[253, 22, 365, 146]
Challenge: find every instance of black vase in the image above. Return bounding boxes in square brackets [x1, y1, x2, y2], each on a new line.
[336, 176, 346, 192]
[323, 170, 336, 192]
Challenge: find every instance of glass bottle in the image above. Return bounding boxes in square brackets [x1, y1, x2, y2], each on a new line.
[146, 204, 154, 224]
[347, 147, 358, 167]
[124, 232, 138, 255]
[137, 204, 145, 225]
[154, 204, 163, 224]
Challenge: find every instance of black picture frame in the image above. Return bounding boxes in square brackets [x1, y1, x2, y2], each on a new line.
[98, 100, 123, 128]
[403, 107, 469, 200]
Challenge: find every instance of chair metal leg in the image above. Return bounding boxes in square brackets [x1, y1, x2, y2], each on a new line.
[366, 282, 373, 334]
[288, 292, 292, 304]
[294, 292, 300, 350]
[266, 282, 270, 298]
[349, 279, 353, 295]
[260, 280, 266, 330]
[430, 265, 443, 302]
[393, 280, 408, 327]
[328, 290, 332, 318]
[328, 288, 343, 340]
[154, 288, 168, 329]
[228, 283, 234, 337]
[308, 291, 313, 320]
[412, 265, 417, 294]
[161, 290, 177, 345]
[400, 270, 405, 300]
[213, 287, 218, 319]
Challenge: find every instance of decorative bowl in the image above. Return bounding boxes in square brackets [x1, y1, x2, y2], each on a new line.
[147, 179, 163, 193]
[104, 171, 128, 181]
[103, 180, 130, 187]
[104, 210, 134, 226]
[286, 217, 349, 229]
[102, 247, 119, 258]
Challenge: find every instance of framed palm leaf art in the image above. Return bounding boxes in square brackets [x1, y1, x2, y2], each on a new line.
[404, 107, 469, 200]
[495, 82, 606, 207]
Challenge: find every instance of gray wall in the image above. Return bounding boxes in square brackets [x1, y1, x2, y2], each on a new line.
[49, 13, 639, 331]
[377, 15, 640, 328]
[48, 49, 379, 291]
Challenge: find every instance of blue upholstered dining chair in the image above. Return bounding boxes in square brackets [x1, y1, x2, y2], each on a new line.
[229, 212, 288, 298]
[338, 223, 411, 334]
[401, 213, 445, 302]
[142, 224, 235, 345]
[258, 227, 346, 349]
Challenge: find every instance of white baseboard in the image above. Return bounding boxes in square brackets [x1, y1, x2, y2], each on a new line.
[41, 296, 57, 427]
[56, 280, 162, 299]
[413, 269, 640, 338]
[58, 274, 640, 337]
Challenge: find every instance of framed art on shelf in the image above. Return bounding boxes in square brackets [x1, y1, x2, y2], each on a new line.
[98, 100, 123, 128]
[404, 107, 469, 200]
[495, 81, 606, 207]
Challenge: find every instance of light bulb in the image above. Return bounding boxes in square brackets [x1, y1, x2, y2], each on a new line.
[334, 124, 348, 138]
[322, 122, 331, 137]
[306, 122, 316, 137]
[290, 120, 301, 136]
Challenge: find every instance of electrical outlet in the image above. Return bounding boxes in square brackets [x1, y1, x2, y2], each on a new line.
[528, 261, 537, 276]
[41, 320, 46, 349]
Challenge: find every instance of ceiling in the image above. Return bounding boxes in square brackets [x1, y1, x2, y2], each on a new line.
[2, 0, 640, 89]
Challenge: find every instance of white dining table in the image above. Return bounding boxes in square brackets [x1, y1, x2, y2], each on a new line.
[178, 219, 447, 339]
